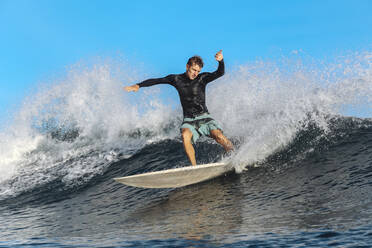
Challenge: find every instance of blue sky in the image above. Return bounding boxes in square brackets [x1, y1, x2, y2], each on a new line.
[1, 0, 372, 122]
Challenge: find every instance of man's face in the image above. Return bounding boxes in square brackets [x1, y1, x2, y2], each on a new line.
[186, 63, 202, 80]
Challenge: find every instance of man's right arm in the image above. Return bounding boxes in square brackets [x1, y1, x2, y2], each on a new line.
[124, 75, 175, 92]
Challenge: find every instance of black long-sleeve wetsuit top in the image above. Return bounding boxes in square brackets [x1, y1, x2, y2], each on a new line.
[138, 60, 225, 118]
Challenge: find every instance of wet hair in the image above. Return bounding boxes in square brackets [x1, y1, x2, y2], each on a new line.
[187, 56, 204, 68]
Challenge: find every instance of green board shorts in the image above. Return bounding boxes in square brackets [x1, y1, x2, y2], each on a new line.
[180, 113, 223, 144]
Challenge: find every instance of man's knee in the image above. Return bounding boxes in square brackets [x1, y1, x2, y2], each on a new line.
[210, 129, 224, 142]
[181, 128, 193, 143]
[211, 129, 233, 151]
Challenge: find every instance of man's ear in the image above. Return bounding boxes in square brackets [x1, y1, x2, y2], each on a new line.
[186, 64, 190, 70]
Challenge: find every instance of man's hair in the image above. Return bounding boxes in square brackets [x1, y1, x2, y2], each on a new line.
[187, 56, 204, 68]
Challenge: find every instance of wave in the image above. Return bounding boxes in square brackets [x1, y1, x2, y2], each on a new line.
[2, 115, 372, 207]
[0, 51, 372, 200]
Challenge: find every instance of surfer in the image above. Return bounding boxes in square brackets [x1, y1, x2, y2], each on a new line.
[124, 50, 233, 165]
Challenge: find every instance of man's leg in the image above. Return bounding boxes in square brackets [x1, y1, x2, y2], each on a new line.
[210, 129, 234, 152]
[181, 128, 197, 166]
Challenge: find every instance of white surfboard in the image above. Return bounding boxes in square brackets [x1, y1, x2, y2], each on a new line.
[114, 162, 234, 188]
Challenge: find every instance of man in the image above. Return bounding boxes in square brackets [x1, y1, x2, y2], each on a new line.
[124, 50, 233, 165]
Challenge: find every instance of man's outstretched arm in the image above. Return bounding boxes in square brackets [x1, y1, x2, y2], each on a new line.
[124, 75, 175, 93]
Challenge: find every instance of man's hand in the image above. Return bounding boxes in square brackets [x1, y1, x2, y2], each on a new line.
[124, 84, 140, 92]
[215, 50, 223, 61]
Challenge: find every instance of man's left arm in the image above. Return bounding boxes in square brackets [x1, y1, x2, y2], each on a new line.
[204, 50, 225, 84]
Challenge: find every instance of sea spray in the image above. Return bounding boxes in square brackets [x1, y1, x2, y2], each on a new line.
[208, 52, 372, 172]
[0, 61, 179, 198]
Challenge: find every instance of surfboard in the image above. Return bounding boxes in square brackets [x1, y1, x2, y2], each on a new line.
[114, 162, 234, 188]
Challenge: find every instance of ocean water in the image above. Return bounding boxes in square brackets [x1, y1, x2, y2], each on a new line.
[1, 53, 372, 247]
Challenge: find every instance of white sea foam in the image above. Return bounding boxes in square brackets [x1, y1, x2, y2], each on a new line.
[0, 60, 179, 198]
[0, 52, 371, 196]
[208, 52, 372, 172]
